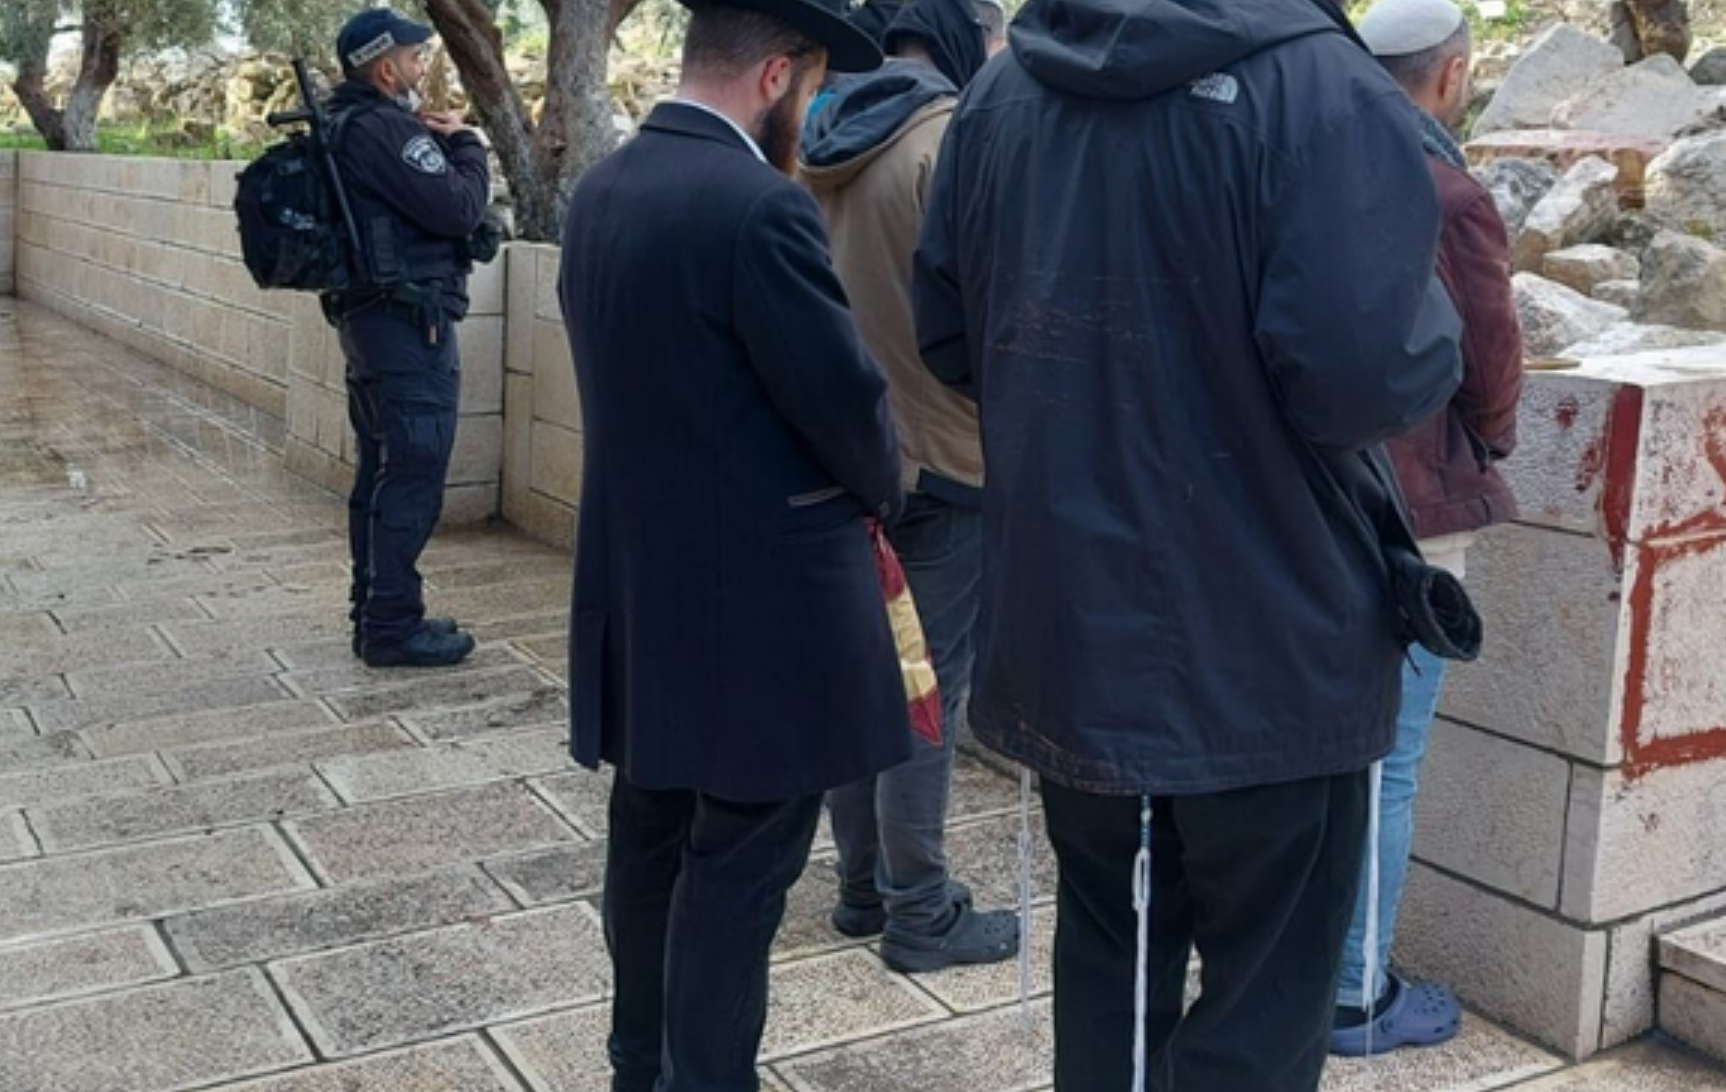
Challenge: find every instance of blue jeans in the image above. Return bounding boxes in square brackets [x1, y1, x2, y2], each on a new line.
[828, 491, 982, 933]
[1335, 644, 1449, 1008]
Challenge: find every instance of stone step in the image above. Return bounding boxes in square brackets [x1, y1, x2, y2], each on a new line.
[1657, 917, 1726, 1064]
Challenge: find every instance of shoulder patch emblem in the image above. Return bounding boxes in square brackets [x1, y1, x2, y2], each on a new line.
[1189, 73, 1240, 105]
[401, 135, 448, 175]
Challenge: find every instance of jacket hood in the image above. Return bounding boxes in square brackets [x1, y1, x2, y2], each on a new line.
[1010, 0, 1349, 101]
[799, 60, 956, 182]
[884, 0, 992, 89]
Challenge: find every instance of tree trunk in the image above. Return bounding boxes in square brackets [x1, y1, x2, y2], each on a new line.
[421, 0, 558, 238]
[59, 16, 125, 152]
[1623, 0, 1693, 63]
[9, 14, 124, 152]
[421, 0, 645, 241]
[11, 45, 68, 150]
[540, 0, 626, 219]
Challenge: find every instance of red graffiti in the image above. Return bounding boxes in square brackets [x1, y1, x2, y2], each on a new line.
[1620, 533, 1726, 779]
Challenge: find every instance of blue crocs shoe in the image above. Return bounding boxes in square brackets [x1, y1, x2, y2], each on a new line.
[1330, 972, 1462, 1057]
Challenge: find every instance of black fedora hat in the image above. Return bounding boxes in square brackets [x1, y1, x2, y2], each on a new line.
[679, 0, 885, 72]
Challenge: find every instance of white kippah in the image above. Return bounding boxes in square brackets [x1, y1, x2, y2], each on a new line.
[1357, 0, 1467, 57]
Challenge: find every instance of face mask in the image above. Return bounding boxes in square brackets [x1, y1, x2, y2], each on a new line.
[395, 87, 424, 113]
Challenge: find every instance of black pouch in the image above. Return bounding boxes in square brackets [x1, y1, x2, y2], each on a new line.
[1384, 540, 1482, 662]
[1305, 443, 1485, 664]
[463, 210, 508, 265]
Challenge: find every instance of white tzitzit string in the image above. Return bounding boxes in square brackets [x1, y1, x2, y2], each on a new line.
[1362, 759, 1385, 1062]
[1131, 795, 1153, 1092]
[1016, 766, 1035, 1022]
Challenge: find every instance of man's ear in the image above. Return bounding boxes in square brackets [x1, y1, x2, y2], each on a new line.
[1442, 53, 1469, 103]
[759, 54, 794, 104]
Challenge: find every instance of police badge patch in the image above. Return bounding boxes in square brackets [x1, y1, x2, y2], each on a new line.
[402, 135, 448, 175]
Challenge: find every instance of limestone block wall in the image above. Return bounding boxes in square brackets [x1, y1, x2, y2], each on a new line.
[14, 153, 293, 416]
[13, 151, 504, 523]
[499, 244, 580, 549]
[0, 151, 16, 295]
[1400, 346, 1726, 1059]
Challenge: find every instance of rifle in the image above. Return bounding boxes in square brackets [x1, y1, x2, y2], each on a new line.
[265, 59, 364, 270]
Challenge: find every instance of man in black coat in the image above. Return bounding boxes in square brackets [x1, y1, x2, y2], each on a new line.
[558, 0, 907, 1087]
[913, 0, 1462, 1088]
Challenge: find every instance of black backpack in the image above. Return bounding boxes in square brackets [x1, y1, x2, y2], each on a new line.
[234, 121, 357, 294]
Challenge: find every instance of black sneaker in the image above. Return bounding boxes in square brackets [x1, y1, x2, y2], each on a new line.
[353, 616, 458, 658]
[362, 626, 476, 668]
[880, 903, 1021, 974]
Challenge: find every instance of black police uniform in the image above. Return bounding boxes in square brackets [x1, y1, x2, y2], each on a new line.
[323, 80, 491, 652]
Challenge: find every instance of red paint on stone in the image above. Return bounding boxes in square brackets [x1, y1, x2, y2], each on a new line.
[1597, 387, 1644, 572]
[1555, 396, 1580, 430]
[1620, 533, 1726, 779]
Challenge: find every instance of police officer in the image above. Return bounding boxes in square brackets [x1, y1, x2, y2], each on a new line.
[324, 9, 491, 667]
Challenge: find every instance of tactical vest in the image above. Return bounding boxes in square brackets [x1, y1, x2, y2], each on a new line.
[330, 99, 472, 292]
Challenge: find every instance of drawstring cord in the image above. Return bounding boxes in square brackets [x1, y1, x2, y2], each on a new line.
[1362, 759, 1384, 1061]
[1131, 794, 1153, 1092]
[1017, 765, 1035, 1023]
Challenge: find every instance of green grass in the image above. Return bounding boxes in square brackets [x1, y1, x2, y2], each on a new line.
[0, 122, 268, 161]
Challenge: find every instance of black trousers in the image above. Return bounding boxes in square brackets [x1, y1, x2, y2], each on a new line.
[1041, 770, 1369, 1092]
[340, 306, 459, 648]
[604, 772, 823, 1092]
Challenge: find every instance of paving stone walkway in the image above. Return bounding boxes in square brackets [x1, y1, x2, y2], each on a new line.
[1, 295, 1723, 1092]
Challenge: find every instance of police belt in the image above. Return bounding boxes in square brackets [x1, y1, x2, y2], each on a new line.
[323, 283, 442, 326]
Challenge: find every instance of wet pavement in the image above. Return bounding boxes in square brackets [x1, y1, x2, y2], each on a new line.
[1, 295, 1723, 1090]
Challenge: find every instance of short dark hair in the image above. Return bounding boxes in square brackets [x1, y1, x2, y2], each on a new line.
[1378, 21, 1470, 92]
[683, 6, 821, 80]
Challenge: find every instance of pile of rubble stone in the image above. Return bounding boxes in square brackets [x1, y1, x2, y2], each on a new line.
[1465, 23, 1726, 360]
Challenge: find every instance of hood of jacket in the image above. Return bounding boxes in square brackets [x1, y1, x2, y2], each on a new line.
[1010, 0, 1349, 101]
[799, 60, 956, 188]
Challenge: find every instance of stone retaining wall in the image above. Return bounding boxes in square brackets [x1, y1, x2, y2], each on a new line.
[499, 244, 579, 550]
[1402, 348, 1726, 1058]
[11, 151, 503, 523]
[0, 151, 16, 296]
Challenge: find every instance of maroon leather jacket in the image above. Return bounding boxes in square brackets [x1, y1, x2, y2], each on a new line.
[1389, 158, 1523, 540]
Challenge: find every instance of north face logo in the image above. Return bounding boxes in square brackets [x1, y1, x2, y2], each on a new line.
[1190, 73, 1239, 104]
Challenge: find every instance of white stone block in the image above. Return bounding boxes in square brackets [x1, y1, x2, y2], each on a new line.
[1660, 972, 1726, 1063]
[1564, 757, 1726, 922]
[532, 319, 579, 428]
[1622, 535, 1726, 757]
[458, 316, 505, 415]
[467, 257, 506, 316]
[504, 373, 535, 514]
[1413, 718, 1571, 907]
[530, 421, 584, 508]
[533, 245, 562, 321]
[1600, 889, 1726, 1047]
[506, 245, 538, 375]
[450, 415, 504, 488]
[441, 482, 499, 526]
[176, 161, 213, 206]
[1397, 863, 1607, 1057]
[1442, 522, 1625, 764]
[506, 488, 577, 551]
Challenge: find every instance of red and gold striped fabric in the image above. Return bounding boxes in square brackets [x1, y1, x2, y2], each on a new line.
[867, 519, 942, 747]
